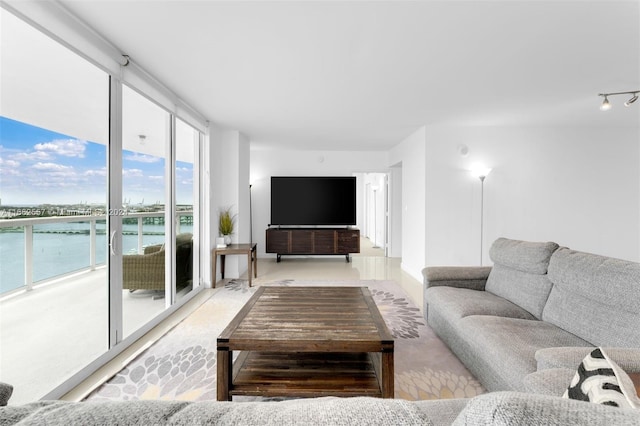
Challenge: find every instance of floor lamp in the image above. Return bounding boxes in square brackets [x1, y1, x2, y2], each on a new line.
[472, 167, 491, 265]
[371, 186, 380, 248]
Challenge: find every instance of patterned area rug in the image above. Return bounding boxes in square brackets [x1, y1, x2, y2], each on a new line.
[87, 280, 484, 402]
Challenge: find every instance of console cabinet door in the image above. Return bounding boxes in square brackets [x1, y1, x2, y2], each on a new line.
[314, 230, 336, 254]
[337, 229, 360, 253]
[266, 229, 290, 254]
[291, 230, 313, 253]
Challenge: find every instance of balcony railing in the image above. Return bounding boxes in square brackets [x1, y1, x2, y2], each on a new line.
[0, 211, 193, 296]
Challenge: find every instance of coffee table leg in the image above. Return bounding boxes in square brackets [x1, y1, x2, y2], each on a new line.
[381, 350, 394, 398]
[217, 348, 232, 401]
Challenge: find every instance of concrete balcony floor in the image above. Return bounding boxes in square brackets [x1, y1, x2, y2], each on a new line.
[0, 267, 192, 405]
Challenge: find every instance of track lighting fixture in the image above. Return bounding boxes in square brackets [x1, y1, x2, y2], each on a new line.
[598, 90, 640, 110]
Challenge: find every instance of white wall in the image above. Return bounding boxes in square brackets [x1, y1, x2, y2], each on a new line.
[210, 128, 251, 282]
[424, 125, 640, 266]
[388, 163, 402, 258]
[238, 132, 251, 244]
[388, 127, 426, 282]
[250, 149, 388, 257]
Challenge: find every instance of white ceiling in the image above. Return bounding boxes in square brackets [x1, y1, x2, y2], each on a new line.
[59, 0, 640, 151]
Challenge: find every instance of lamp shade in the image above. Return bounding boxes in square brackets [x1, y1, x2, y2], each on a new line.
[470, 166, 492, 179]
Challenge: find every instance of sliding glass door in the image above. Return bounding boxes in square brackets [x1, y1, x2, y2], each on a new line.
[0, 9, 109, 404]
[120, 85, 171, 339]
[175, 118, 200, 301]
[0, 8, 203, 403]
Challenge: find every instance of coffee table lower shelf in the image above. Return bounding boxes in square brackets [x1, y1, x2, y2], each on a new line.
[229, 351, 385, 398]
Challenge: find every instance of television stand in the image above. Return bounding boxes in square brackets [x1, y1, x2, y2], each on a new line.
[266, 228, 360, 262]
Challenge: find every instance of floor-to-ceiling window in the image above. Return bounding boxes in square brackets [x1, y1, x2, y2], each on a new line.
[0, 7, 203, 404]
[0, 9, 109, 404]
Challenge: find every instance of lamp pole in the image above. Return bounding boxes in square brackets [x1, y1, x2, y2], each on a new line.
[471, 166, 491, 265]
[479, 175, 485, 265]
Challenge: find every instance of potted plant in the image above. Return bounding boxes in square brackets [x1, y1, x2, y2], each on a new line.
[219, 206, 236, 245]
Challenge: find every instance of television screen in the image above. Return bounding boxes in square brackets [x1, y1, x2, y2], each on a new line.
[271, 176, 356, 226]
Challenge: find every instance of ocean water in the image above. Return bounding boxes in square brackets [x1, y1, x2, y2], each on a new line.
[0, 222, 192, 294]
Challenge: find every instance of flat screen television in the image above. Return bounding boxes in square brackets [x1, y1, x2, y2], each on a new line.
[270, 176, 356, 226]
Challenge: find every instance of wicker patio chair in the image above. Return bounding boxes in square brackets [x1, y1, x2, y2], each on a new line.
[122, 233, 193, 292]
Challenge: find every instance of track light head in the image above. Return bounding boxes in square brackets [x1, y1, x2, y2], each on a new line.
[598, 90, 639, 110]
[600, 95, 611, 111]
[624, 93, 639, 107]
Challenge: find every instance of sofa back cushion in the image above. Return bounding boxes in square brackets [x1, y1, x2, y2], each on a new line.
[543, 248, 640, 347]
[176, 233, 193, 246]
[485, 238, 559, 319]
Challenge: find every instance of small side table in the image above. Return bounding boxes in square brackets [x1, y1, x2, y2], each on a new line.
[212, 243, 257, 287]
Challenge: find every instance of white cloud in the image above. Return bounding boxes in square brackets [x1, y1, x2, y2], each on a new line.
[84, 168, 107, 177]
[125, 153, 161, 163]
[31, 162, 76, 177]
[34, 139, 87, 158]
[123, 168, 144, 178]
[32, 180, 76, 188]
[31, 162, 72, 171]
[12, 151, 52, 161]
[0, 157, 20, 168]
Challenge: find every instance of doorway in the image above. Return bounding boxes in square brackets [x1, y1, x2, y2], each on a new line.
[362, 173, 388, 257]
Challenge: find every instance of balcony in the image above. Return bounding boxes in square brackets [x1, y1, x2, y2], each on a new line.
[0, 211, 194, 405]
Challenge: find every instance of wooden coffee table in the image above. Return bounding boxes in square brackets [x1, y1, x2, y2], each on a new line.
[217, 286, 394, 400]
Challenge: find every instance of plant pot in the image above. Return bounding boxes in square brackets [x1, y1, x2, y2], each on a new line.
[224, 235, 232, 245]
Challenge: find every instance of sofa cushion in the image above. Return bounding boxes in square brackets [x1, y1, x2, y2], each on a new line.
[455, 316, 591, 391]
[563, 347, 640, 409]
[426, 287, 536, 324]
[0, 397, 434, 426]
[485, 238, 559, 319]
[452, 391, 640, 426]
[489, 238, 559, 275]
[543, 248, 640, 347]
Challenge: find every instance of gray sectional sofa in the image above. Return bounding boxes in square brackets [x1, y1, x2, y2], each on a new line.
[423, 237, 640, 395]
[2, 384, 640, 425]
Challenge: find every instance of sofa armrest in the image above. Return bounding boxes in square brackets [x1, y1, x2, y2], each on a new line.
[536, 347, 640, 372]
[523, 368, 575, 396]
[422, 266, 492, 291]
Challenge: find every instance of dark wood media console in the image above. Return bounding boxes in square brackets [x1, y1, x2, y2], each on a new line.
[266, 228, 360, 262]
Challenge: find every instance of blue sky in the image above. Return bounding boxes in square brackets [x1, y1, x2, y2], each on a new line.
[0, 116, 193, 206]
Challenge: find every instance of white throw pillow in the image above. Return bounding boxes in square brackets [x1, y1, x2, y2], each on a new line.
[563, 347, 640, 409]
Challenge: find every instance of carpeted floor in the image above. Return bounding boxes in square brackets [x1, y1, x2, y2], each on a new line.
[86, 279, 485, 402]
